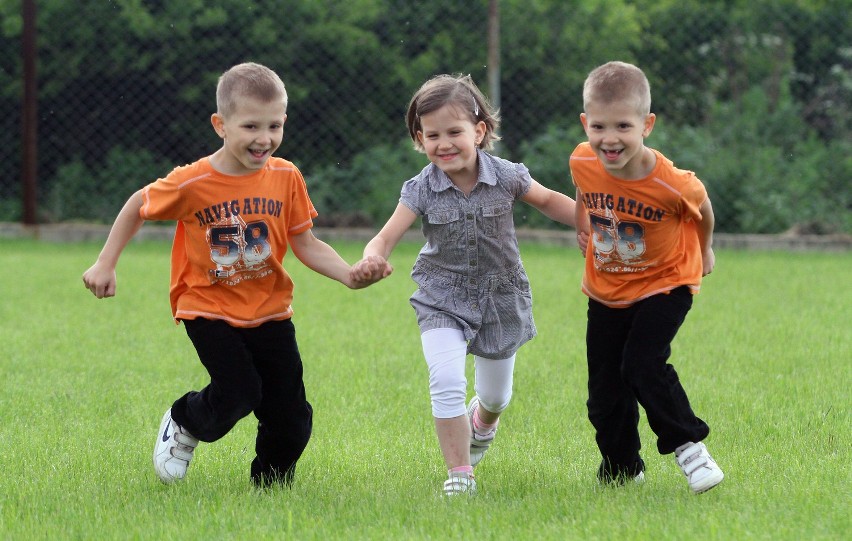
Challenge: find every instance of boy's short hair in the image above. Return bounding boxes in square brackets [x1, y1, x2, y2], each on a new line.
[583, 61, 651, 115]
[216, 62, 288, 117]
[405, 73, 501, 152]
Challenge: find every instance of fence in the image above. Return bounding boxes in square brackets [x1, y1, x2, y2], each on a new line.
[1, 0, 850, 234]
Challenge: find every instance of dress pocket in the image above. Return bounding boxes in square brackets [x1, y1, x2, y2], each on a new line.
[425, 208, 463, 242]
[481, 202, 513, 238]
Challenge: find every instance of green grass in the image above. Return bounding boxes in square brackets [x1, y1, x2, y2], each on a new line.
[0, 239, 849, 540]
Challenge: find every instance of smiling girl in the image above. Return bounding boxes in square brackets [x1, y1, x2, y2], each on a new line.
[352, 74, 580, 496]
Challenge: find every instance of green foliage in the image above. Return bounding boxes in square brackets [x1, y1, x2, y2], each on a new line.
[1, 0, 848, 234]
[651, 86, 851, 234]
[46, 146, 172, 223]
[514, 123, 585, 229]
[306, 138, 426, 227]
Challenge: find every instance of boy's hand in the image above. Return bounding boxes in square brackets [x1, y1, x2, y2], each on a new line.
[82, 263, 117, 298]
[350, 255, 393, 287]
[577, 231, 590, 256]
[702, 247, 716, 276]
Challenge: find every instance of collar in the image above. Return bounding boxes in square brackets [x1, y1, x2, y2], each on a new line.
[427, 149, 497, 192]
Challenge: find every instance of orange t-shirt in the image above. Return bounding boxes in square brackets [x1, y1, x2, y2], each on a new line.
[570, 142, 708, 308]
[140, 156, 318, 327]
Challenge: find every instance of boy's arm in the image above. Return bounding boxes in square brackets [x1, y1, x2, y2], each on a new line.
[575, 187, 590, 255]
[289, 229, 385, 289]
[520, 180, 576, 226]
[698, 198, 716, 276]
[82, 189, 146, 298]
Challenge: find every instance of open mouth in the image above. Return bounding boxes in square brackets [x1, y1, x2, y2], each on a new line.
[602, 148, 623, 161]
[250, 149, 269, 159]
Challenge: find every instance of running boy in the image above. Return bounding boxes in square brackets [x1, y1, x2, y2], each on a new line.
[571, 61, 723, 493]
[82, 62, 383, 487]
[352, 74, 578, 496]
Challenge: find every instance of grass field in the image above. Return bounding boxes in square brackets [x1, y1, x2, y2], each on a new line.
[1, 239, 849, 540]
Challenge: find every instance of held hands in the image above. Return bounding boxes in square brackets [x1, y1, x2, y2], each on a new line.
[82, 262, 117, 298]
[349, 255, 393, 288]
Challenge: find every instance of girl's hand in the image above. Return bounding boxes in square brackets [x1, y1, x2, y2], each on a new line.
[350, 256, 393, 286]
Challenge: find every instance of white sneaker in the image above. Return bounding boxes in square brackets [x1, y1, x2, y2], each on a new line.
[467, 396, 497, 467]
[153, 408, 199, 483]
[443, 473, 477, 496]
[675, 441, 724, 494]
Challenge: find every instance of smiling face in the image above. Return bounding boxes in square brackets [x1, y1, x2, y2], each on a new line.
[210, 96, 287, 176]
[581, 99, 656, 180]
[416, 104, 486, 186]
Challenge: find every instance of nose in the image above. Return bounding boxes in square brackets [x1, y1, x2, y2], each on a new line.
[255, 129, 274, 145]
[600, 129, 619, 144]
[436, 136, 452, 150]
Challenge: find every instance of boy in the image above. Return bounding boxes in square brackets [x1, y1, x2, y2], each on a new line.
[82, 62, 382, 486]
[571, 61, 724, 494]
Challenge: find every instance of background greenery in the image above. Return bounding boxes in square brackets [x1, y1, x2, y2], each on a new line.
[1, 0, 850, 233]
[0, 239, 849, 540]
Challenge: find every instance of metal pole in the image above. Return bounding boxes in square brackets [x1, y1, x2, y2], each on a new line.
[22, 0, 38, 225]
[487, 0, 500, 111]
[487, 0, 501, 154]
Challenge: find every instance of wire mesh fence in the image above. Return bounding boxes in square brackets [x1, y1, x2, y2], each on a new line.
[1, 0, 850, 234]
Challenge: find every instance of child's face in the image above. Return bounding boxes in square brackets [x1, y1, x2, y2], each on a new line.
[581, 100, 655, 180]
[416, 104, 486, 184]
[211, 97, 287, 175]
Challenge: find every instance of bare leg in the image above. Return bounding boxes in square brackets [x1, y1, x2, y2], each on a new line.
[435, 415, 472, 469]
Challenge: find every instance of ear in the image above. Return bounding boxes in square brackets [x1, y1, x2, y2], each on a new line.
[580, 113, 589, 132]
[642, 113, 656, 137]
[281, 113, 288, 125]
[211, 113, 226, 138]
[474, 120, 487, 145]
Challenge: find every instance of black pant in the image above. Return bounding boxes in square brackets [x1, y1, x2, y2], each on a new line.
[172, 318, 313, 486]
[586, 286, 709, 480]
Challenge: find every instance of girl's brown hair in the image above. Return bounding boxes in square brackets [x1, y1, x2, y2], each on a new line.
[405, 74, 501, 152]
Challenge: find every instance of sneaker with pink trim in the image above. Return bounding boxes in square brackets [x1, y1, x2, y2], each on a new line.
[467, 396, 497, 467]
[443, 472, 477, 496]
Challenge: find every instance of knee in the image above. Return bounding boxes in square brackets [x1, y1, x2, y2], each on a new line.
[477, 389, 512, 414]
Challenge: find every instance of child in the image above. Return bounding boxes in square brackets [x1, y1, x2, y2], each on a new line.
[571, 61, 723, 494]
[82, 62, 383, 487]
[351, 74, 578, 496]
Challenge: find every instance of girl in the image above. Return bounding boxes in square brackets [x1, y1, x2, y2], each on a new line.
[353, 74, 580, 495]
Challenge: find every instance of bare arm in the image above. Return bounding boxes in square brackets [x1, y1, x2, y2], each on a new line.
[520, 180, 576, 226]
[289, 229, 379, 289]
[351, 204, 417, 282]
[82, 189, 145, 298]
[697, 197, 716, 276]
[575, 187, 590, 255]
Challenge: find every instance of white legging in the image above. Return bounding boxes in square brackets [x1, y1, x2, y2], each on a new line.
[421, 328, 516, 418]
